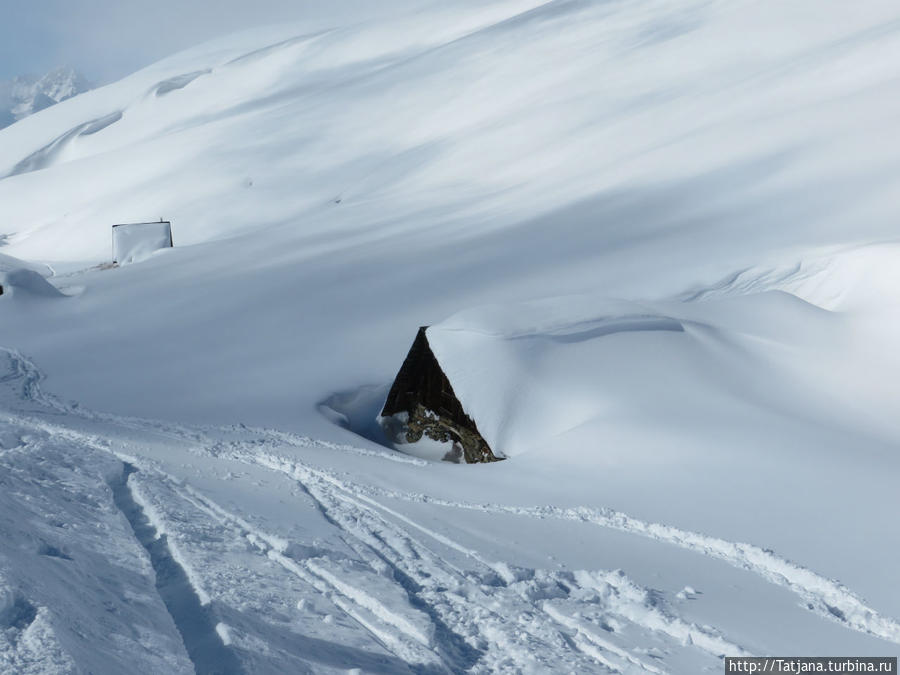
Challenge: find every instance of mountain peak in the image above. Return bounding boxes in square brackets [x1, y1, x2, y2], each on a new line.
[34, 66, 92, 103]
[0, 66, 92, 129]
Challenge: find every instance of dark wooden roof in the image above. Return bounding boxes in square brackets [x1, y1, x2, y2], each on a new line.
[382, 327, 498, 462]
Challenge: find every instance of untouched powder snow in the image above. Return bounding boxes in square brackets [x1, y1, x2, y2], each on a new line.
[1, 0, 900, 672]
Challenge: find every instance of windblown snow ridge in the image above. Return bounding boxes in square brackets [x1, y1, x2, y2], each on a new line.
[7, 111, 123, 177]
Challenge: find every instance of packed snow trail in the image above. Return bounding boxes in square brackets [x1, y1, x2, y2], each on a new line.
[211, 442, 900, 647]
[109, 463, 245, 675]
[1, 345, 898, 673]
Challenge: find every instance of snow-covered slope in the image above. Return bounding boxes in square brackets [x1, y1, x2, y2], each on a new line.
[1, 0, 900, 672]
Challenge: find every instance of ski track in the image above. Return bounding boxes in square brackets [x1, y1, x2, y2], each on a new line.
[232, 445, 900, 647]
[2, 346, 900, 672]
[192, 444, 712, 673]
[142, 467, 442, 671]
[109, 463, 244, 675]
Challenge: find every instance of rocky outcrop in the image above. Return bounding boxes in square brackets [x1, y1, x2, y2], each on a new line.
[381, 327, 500, 463]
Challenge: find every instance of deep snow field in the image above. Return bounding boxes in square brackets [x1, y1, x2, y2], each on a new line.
[2, 0, 900, 672]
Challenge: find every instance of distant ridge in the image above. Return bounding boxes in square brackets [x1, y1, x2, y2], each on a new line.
[0, 67, 92, 129]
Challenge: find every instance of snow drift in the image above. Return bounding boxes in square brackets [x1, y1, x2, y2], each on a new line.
[426, 290, 843, 458]
[0, 253, 61, 298]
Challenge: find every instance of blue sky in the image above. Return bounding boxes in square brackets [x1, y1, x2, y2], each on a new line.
[0, 0, 422, 83]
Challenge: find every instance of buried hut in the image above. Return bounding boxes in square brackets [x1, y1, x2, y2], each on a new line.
[380, 327, 501, 464]
[112, 220, 173, 265]
[0, 253, 64, 299]
[378, 296, 687, 465]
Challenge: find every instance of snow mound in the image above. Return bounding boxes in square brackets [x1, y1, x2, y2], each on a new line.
[426, 291, 838, 458]
[0, 252, 43, 274]
[0, 254, 61, 298]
